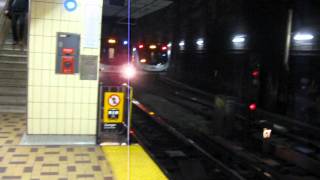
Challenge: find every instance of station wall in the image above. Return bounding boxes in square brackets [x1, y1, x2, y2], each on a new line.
[27, 0, 103, 135]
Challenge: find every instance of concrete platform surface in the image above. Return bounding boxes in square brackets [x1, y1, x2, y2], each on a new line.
[20, 134, 96, 146]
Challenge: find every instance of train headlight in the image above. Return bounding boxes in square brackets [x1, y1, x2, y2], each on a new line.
[108, 38, 117, 44]
[140, 59, 147, 63]
[232, 35, 246, 43]
[149, 45, 157, 49]
[122, 64, 136, 79]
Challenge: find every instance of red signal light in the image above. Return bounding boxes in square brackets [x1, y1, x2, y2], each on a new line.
[252, 69, 260, 78]
[162, 46, 168, 51]
[130, 129, 135, 135]
[249, 103, 257, 111]
[138, 44, 144, 49]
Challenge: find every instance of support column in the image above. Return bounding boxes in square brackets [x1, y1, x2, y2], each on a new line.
[27, 0, 103, 135]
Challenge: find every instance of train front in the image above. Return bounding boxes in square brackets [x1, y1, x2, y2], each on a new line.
[100, 38, 136, 85]
[132, 42, 171, 72]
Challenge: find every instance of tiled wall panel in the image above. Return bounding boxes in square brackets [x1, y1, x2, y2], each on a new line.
[28, 0, 103, 135]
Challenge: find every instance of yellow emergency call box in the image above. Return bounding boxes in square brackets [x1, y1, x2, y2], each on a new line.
[103, 92, 125, 124]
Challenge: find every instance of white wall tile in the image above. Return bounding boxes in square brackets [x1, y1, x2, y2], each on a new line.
[65, 88, 73, 103]
[88, 104, 97, 119]
[72, 120, 81, 134]
[48, 103, 57, 119]
[32, 103, 41, 118]
[32, 87, 41, 102]
[34, 19, 44, 36]
[48, 87, 57, 103]
[40, 119, 48, 134]
[65, 104, 73, 119]
[73, 104, 81, 118]
[57, 87, 65, 103]
[57, 103, 65, 119]
[64, 120, 73, 134]
[56, 120, 65, 134]
[40, 103, 49, 119]
[80, 104, 88, 119]
[28, 0, 103, 135]
[88, 120, 96, 134]
[40, 86, 49, 102]
[48, 119, 57, 134]
[31, 118, 41, 134]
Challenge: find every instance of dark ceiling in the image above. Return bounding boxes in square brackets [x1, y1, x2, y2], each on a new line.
[103, 0, 173, 19]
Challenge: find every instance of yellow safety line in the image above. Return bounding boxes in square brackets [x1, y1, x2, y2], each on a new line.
[102, 145, 168, 180]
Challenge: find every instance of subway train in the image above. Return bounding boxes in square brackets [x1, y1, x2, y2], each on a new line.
[100, 37, 171, 86]
[101, 37, 170, 73]
[132, 42, 171, 72]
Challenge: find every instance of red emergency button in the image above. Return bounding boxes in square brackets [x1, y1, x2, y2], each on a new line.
[61, 56, 74, 74]
[62, 48, 75, 55]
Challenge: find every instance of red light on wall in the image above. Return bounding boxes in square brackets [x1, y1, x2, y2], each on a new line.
[138, 44, 144, 49]
[252, 69, 260, 78]
[162, 46, 167, 51]
[130, 129, 135, 135]
[249, 103, 257, 111]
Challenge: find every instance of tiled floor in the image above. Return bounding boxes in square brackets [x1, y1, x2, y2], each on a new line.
[0, 113, 26, 145]
[0, 113, 114, 180]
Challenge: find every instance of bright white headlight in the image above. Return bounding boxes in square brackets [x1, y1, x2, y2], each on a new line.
[122, 64, 136, 79]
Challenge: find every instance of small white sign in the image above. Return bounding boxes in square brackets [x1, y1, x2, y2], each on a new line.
[263, 128, 272, 139]
[108, 95, 120, 106]
[83, 2, 101, 48]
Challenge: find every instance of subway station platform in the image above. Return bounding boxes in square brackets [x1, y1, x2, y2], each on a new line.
[102, 145, 167, 180]
[0, 113, 113, 180]
[0, 113, 167, 180]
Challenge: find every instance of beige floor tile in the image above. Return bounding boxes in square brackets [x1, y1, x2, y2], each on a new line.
[0, 113, 114, 180]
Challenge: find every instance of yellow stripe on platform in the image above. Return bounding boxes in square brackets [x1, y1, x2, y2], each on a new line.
[102, 144, 168, 180]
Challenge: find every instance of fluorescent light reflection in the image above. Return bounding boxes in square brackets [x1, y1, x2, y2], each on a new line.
[294, 33, 314, 41]
[179, 41, 185, 47]
[232, 35, 246, 43]
[196, 38, 204, 46]
[179, 40, 185, 50]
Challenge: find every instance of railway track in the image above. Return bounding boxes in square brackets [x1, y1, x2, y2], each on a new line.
[131, 75, 320, 179]
[131, 102, 246, 180]
[132, 99, 299, 180]
[132, 98, 320, 180]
